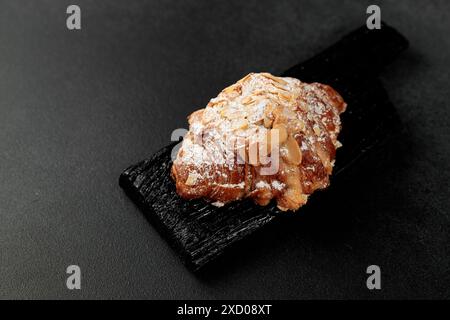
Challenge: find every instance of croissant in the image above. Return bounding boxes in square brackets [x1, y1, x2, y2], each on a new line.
[171, 73, 346, 211]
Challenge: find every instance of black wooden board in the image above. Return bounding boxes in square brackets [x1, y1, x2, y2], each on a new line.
[119, 23, 408, 271]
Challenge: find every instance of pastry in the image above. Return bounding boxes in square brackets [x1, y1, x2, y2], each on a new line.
[171, 72, 346, 211]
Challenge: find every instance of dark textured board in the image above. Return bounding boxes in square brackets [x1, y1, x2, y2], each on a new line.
[119, 23, 408, 271]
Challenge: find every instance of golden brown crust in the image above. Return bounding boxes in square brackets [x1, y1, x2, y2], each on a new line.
[171, 72, 346, 211]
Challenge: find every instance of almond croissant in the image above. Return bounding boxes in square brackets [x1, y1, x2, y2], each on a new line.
[172, 73, 346, 211]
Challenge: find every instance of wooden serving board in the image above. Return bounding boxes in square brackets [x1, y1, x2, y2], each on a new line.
[119, 23, 408, 271]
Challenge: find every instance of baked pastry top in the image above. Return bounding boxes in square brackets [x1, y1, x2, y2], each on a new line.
[171, 72, 346, 211]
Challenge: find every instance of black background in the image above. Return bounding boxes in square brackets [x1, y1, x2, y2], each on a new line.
[0, 0, 449, 299]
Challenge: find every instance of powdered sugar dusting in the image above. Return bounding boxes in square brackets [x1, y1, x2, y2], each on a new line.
[172, 72, 346, 211]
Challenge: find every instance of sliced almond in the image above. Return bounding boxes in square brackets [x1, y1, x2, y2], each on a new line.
[262, 73, 287, 85]
[253, 89, 266, 96]
[284, 136, 302, 165]
[277, 165, 306, 210]
[284, 167, 301, 186]
[315, 143, 332, 174]
[222, 85, 235, 94]
[231, 119, 248, 130]
[263, 116, 273, 128]
[207, 98, 226, 107]
[295, 119, 306, 131]
[313, 125, 322, 136]
[220, 108, 243, 120]
[271, 123, 288, 144]
[241, 95, 256, 105]
[185, 173, 198, 186]
[273, 82, 288, 91]
[222, 84, 241, 95]
[278, 92, 292, 102]
[298, 101, 309, 112]
[238, 73, 253, 83]
[268, 106, 284, 127]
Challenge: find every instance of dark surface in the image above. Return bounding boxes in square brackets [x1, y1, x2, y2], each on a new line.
[0, 0, 449, 299]
[119, 24, 407, 271]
